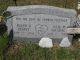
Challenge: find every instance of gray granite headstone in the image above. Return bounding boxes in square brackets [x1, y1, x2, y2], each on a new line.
[6, 5, 77, 42]
[13, 14, 70, 38]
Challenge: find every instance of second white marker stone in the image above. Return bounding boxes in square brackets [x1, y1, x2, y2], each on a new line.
[39, 37, 53, 48]
[59, 37, 71, 47]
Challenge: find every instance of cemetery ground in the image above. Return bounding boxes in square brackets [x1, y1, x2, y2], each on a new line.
[0, 33, 80, 60]
[0, 0, 79, 60]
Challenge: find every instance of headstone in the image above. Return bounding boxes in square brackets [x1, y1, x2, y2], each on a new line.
[39, 37, 53, 48]
[7, 5, 76, 18]
[59, 37, 71, 47]
[6, 5, 77, 43]
[13, 15, 70, 39]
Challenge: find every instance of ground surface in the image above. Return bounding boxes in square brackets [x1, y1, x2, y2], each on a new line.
[0, 33, 80, 60]
[1, 41, 80, 60]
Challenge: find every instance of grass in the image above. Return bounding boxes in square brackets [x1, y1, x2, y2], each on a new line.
[0, 32, 9, 55]
[0, 33, 80, 60]
[2, 42, 80, 60]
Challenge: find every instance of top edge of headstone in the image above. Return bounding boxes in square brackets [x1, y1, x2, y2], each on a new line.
[7, 5, 77, 14]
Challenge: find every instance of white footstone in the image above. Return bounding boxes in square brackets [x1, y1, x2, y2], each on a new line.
[39, 37, 53, 48]
[59, 37, 71, 47]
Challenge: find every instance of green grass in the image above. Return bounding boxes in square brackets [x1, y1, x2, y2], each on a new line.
[0, 32, 9, 55]
[0, 33, 80, 60]
[2, 42, 80, 60]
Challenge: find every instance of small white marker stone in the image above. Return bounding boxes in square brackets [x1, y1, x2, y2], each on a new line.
[59, 37, 71, 47]
[39, 37, 53, 48]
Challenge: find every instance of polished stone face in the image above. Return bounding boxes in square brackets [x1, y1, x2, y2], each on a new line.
[13, 14, 70, 39]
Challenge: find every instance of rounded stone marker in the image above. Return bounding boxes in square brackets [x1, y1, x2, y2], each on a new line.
[59, 37, 71, 47]
[39, 37, 53, 48]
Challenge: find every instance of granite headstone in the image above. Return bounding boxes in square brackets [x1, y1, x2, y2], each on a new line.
[6, 5, 77, 42]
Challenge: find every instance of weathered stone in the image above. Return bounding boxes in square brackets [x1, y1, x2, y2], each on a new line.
[7, 5, 77, 18]
[39, 37, 53, 48]
[12, 15, 70, 39]
[59, 37, 71, 47]
[6, 5, 77, 43]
